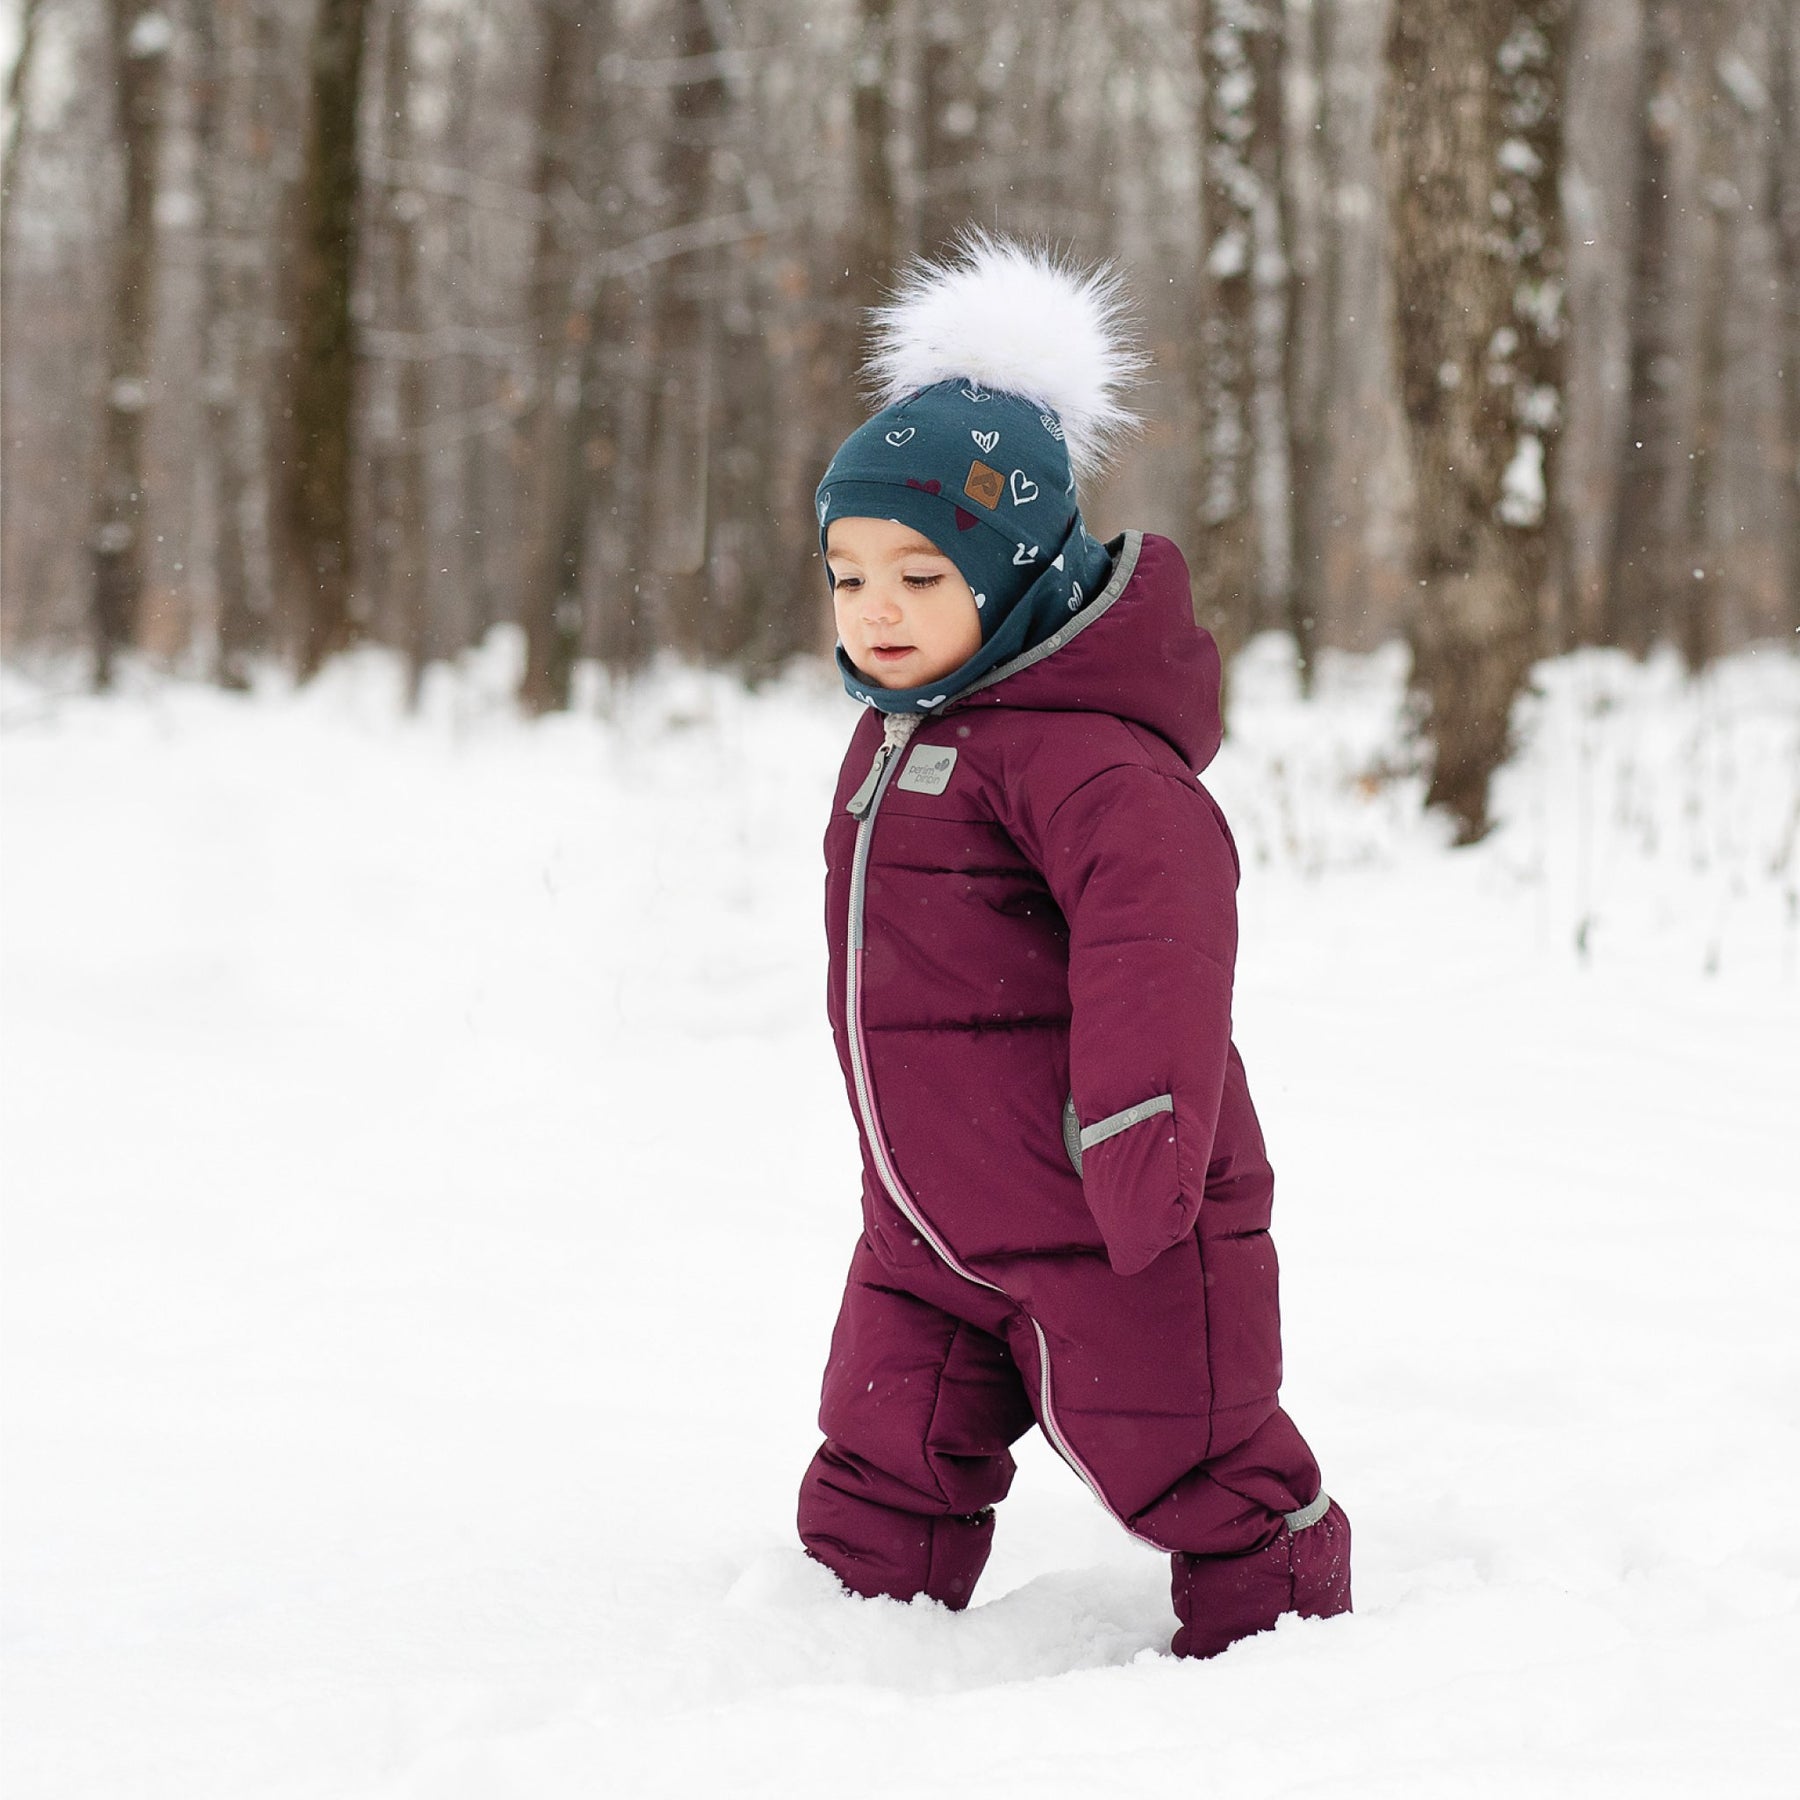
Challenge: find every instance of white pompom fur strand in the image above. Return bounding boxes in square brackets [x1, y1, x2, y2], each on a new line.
[864, 230, 1147, 486]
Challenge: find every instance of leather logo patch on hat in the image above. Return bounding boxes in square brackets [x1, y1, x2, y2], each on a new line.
[963, 460, 1004, 510]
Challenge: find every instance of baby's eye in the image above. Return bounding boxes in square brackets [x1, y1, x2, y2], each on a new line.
[903, 573, 943, 590]
[831, 574, 861, 591]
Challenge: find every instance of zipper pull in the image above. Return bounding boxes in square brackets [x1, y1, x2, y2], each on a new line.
[846, 746, 891, 818]
[846, 713, 921, 818]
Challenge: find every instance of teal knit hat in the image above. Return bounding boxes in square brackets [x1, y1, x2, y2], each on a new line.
[818, 233, 1144, 713]
[818, 382, 1114, 710]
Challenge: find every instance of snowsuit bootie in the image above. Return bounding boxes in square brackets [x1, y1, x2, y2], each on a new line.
[1170, 1495, 1353, 1659]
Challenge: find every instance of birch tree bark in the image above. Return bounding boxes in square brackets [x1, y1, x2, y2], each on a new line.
[0, 0, 44, 297]
[1385, 0, 1569, 842]
[1192, 0, 1288, 690]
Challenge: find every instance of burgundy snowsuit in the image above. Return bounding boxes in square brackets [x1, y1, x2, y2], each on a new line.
[798, 532, 1350, 1658]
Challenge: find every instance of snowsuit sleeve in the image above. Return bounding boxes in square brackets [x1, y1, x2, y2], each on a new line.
[1017, 753, 1241, 1277]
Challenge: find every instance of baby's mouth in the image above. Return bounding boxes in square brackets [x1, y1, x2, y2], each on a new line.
[868, 643, 914, 662]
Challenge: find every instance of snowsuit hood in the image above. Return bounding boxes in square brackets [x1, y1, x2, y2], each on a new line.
[951, 529, 1223, 774]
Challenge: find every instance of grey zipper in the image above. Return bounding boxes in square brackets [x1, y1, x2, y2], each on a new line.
[841, 710, 1167, 1551]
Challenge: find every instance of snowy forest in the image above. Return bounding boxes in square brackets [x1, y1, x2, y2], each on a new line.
[4, 4, 1800, 1798]
[4, 0, 1798, 834]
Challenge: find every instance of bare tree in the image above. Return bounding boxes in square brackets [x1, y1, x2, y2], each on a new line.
[1191, 0, 1288, 687]
[1775, 0, 1800, 635]
[0, 0, 45, 271]
[851, 0, 903, 314]
[89, 1, 172, 689]
[4, 0, 1792, 710]
[1385, 0, 1570, 842]
[190, 0, 281, 689]
[0, 0, 48, 639]
[280, 0, 374, 678]
[700, 16, 796, 672]
[358, 0, 437, 699]
[439, 0, 502, 660]
[1608, 1, 1695, 654]
[581, 143, 659, 675]
[514, 0, 597, 713]
[1556, 0, 1641, 648]
[1282, 0, 1333, 689]
[1684, 1, 1759, 669]
[915, 1, 993, 260]
[642, 0, 730, 658]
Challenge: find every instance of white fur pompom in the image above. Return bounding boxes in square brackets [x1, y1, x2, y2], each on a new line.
[864, 230, 1146, 485]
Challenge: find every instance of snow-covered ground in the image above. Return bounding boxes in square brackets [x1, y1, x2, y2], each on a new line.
[3, 635, 1798, 1798]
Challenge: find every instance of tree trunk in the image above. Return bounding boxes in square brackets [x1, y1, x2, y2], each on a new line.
[1283, 0, 1334, 693]
[700, 31, 791, 674]
[281, 0, 373, 679]
[0, 0, 44, 211]
[1774, 0, 1800, 637]
[191, 0, 279, 690]
[1192, 0, 1283, 693]
[1384, 0, 1569, 843]
[515, 0, 595, 714]
[1607, 1, 1693, 654]
[89, 1, 170, 690]
[643, 0, 729, 659]
[916, 0, 989, 261]
[0, 0, 47, 643]
[371, 0, 433, 700]
[851, 0, 903, 317]
[585, 261, 657, 675]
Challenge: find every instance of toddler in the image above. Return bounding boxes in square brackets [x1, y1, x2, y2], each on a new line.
[797, 234, 1351, 1659]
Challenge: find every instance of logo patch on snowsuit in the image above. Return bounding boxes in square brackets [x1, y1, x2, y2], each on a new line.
[896, 743, 958, 795]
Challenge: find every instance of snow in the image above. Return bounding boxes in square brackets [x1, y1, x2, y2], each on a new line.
[3, 634, 1798, 1798]
[125, 11, 174, 60]
[1499, 431, 1546, 526]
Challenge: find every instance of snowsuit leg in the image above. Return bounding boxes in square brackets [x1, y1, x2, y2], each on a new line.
[798, 1239, 1035, 1609]
[996, 1257, 1352, 1658]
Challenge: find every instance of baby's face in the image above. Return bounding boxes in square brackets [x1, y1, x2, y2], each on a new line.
[827, 516, 982, 690]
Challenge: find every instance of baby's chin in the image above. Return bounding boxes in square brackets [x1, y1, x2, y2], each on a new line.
[850, 650, 933, 689]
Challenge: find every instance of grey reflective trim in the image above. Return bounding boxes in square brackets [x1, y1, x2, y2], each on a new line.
[1284, 1490, 1331, 1532]
[1027, 1316, 1168, 1549]
[1061, 1093, 1083, 1175]
[955, 531, 1143, 703]
[1077, 1093, 1174, 1153]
